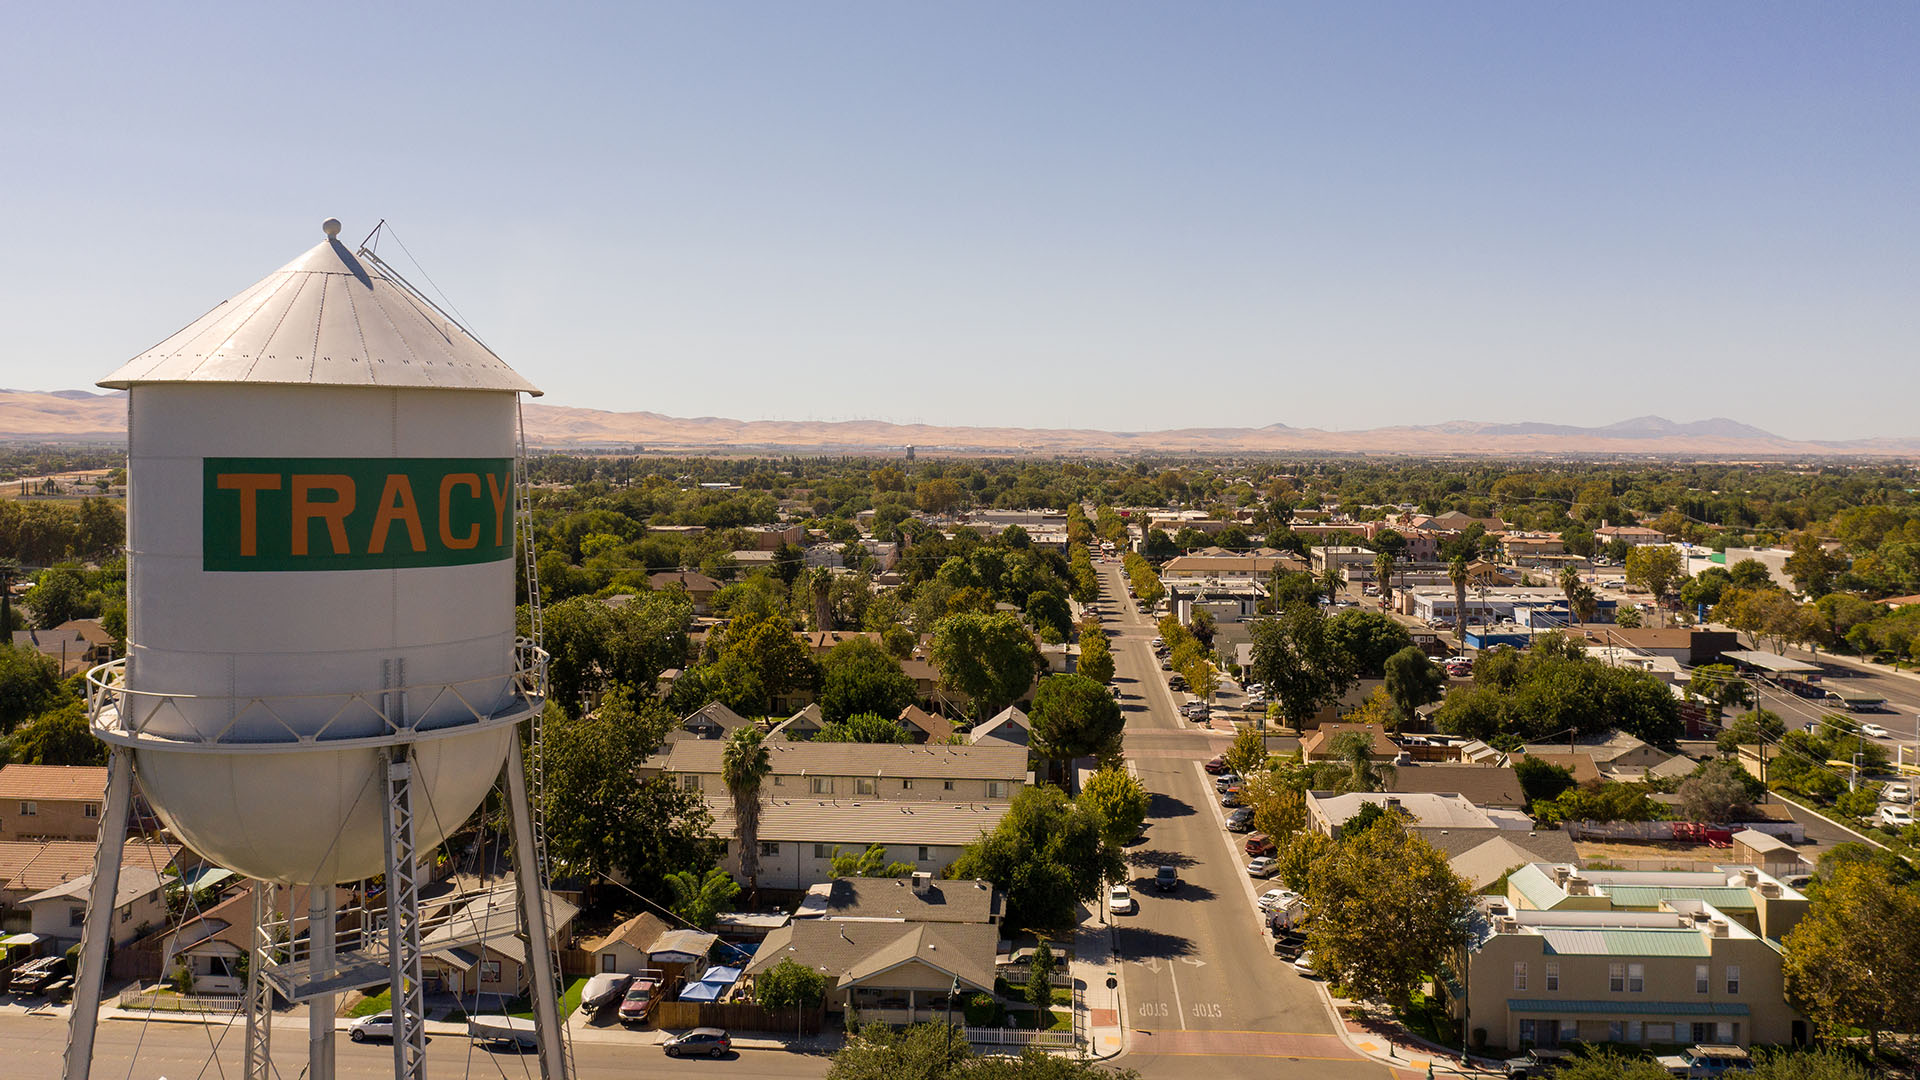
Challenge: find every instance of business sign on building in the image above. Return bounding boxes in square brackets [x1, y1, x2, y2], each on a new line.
[203, 457, 514, 571]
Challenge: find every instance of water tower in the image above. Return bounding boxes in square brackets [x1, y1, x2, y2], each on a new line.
[64, 221, 570, 1080]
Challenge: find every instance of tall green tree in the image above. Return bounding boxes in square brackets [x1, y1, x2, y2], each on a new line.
[1247, 603, 1358, 732]
[1624, 544, 1683, 625]
[1224, 725, 1270, 778]
[950, 786, 1120, 931]
[24, 565, 89, 629]
[754, 957, 828, 1009]
[6, 701, 104, 765]
[1325, 609, 1415, 677]
[1077, 767, 1149, 859]
[817, 636, 917, 724]
[1782, 860, 1920, 1054]
[1448, 555, 1471, 634]
[829, 843, 915, 878]
[1028, 674, 1125, 778]
[814, 713, 914, 744]
[1382, 645, 1445, 731]
[0, 644, 64, 734]
[930, 612, 1041, 719]
[663, 866, 741, 930]
[1300, 815, 1472, 1009]
[722, 726, 774, 900]
[1372, 550, 1395, 609]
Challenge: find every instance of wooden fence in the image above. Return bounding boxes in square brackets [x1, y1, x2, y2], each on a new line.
[652, 1000, 823, 1035]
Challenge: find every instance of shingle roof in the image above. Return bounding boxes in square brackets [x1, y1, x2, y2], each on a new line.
[1448, 835, 1580, 890]
[898, 706, 954, 743]
[1387, 765, 1526, 808]
[658, 740, 1027, 781]
[0, 839, 181, 895]
[744, 919, 997, 994]
[0, 765, 108, 802]
[706, 798, 1007, 847]
[23, 866, 166, 908]
[582, 911, 672, 954]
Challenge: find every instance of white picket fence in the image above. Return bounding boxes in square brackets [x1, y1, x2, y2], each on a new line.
[964, 1026, 1077, 1049]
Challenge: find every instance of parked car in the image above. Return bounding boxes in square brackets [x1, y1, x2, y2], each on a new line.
[1108, 884, 1135, 915]
[1860, 722, 1891, 738]
[580, 971, 636, 1013]
[1154, 865, 1179, 893]
[1257, 888, 1298, 912]
[1290, 951, 1318, 977]
[1219, 788, 1242, 808]
[1880, 805, 1914, 828]
[348, 1013, 393, 1043]
[1885, 782, 1912, 803]
[1205, 754, 1229, 774]
[1245, 833, 1277, 858]
[1270, 928, 1307, 959]
[1214, 772, 1240, 791]
[663, 1028, 733, 1058]
[1247, 856, 1278, 878]
[1502, 1048, 1574, 1078]
[1225, 808, 1255, 832]
[1168, 675, 1188, 691]
[1654, 1044, 1752, 1076]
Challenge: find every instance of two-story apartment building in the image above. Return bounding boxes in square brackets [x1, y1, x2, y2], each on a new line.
[1459, 864, 1810, 1053]
[645, 742, 1029, 891]
[0, 765, 108, 841]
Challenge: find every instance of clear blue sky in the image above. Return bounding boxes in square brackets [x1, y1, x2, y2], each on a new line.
[3, 3, 1914, 440]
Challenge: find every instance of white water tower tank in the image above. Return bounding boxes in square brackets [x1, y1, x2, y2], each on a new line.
[93, 223, 543, 886]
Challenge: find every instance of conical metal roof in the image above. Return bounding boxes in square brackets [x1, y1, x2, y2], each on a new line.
[99, 220, 540, 395]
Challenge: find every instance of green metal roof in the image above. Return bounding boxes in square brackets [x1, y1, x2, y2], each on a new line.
[1537, 928, 1711, 957]
[1508, 999, 1750, 1017]
[1507, 864, 1562, 910]
[1604, 886, 1755, 910]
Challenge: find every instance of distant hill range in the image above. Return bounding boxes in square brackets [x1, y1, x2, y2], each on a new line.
[2, 389, 1914, 458]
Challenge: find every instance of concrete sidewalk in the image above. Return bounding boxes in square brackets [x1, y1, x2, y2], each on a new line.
[1070, 910, 1125, 1059]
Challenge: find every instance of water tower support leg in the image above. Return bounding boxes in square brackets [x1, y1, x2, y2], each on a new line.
[245, 880, 277, 1080]
[504, 745, 568, 1080]
[60, 745, 135, 1080]
[381, 750, 428, 1080]
[309, 885, 336, 1080]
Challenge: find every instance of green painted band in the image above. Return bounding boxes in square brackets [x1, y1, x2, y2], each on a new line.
[202, 457, 515, 572]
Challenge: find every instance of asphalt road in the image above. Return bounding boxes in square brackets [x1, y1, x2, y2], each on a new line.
[1094, 562, 1411, 1080]
[0, 1013, 836, 1080]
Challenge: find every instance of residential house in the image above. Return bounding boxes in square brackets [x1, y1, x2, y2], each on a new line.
[1447, 835, 1583, 892]
[708, 800, 1011, 891]
[1299, 723, 1396, 763]
[10, 619, 115, 677]
[22, 867, 168, 951]
[420, 882, 580, 998]
[1385, 764, 1528, 810]
[0, 838, 182, 916]
[1427, 511, 1506, 534]
[1505, 752, 1603, 786]
[1499, 533, 1565, 563]
[1594, 524, 1671, 548]
[1520, 731, 1678, 782]
[1306, 791, 1552, 857]
[769, 705, 826, 741]
[578, 911, 671, 975]
[0, 765, 109, 841]
[1159, 550, 1305, 581]
[793, 874, 1001, 925]
[742, 915, 998, 1025]
[162, 883, 348, 994]
[675, 701, 754, 742]
[647, 740, 1028, 804]
[897, 705, 955, 745]
[648, 570, 722, 614]
[968, 707, 1030, 749]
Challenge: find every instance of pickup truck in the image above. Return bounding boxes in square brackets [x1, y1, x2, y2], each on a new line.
[9, 956, 65, 995]
[1502, 1048, 1572, 1078]
[1654, 1044, 1752, 1076]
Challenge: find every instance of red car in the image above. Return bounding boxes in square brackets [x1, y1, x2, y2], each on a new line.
[1245, 833, 1277, 858]
[1205, 755, 1229, 774]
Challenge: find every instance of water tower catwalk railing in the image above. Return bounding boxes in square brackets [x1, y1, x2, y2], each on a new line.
[64, 641, 567, 1080]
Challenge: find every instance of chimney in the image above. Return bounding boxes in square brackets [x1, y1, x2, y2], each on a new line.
[911, 871, 933, 895]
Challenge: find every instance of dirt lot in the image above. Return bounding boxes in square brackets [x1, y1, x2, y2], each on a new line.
[1573, 839, 1734, 868]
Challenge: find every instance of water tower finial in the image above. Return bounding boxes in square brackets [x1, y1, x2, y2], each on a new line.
[322, 217, 342, 238]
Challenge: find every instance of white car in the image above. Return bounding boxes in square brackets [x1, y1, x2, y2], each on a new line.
[1885, 782, 1912, 803]
[1880, 806, 1914, 828]
[1108, 884, 1135, 915]
[1247, 857, 1278, 878]
[1860, 723, 1890, 739]
[1258, 888, 1299, 911]
[348, 1014, 393, 1043]
[1291, 951, 1318, 977]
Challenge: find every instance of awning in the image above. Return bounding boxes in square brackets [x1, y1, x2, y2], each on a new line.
[678, 981, 727, 1003]
[430, 947, 482, 971]
[175, 866, 236, 892]
[695, 965, 742, 986]
[0, 933, 42, 947]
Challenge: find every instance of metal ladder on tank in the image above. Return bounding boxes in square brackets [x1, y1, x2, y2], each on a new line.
[515, 401, 575, 1080]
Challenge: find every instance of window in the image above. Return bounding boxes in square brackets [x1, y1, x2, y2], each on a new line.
[814, 844, 830, 859]
[1544, 963, 1559, 991]
[1513, 962, 1528, 991]
[759, 842, 780, 857]
[810, 777, 833, 795]
[19, 801, 37, 816]
[1695, 964, 1709, 994]
[1609, 962, 1626, 992]
[943, 780, 955, 791]
[120, 905, 132, 923]
[987, 781, 1009, 798]
[601, 954, 617, 973]
[1627, 1021, 1642, 1044]
[917, 846, 930, 862]
[1725, 965, 1740, 995]
[1608, 1020, 1624, 1043]
[1691, 1022, 1712, 1044]
[678, 775, 700, 792]
[480, 960, 502, 985]
[1716, 1021, 1738, 1043]
[854, 777, 876, 796]
[70, 906, 85, 927]
[1518, 1019, 1536, 1046]
[902, 779, 914, 790]
[85, 803, 100, 819]
[1558, 1019, 1577, 1043]
[772, 776, 784, 786]
[1627, 963, 1644, 993]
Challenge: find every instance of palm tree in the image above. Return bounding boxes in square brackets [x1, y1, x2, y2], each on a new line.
[722, 726, 773, 902]
[1332, 731, 1394, 793]
[808, 567, 834, 632]
[1570, 582, 1598, 626]
[1373, 550, 1396, 611]
[1558, 566, 1582, 625]
[1318, 566, 1343, 606]
[1448, 555, 1470, 637]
